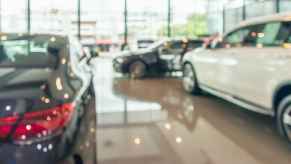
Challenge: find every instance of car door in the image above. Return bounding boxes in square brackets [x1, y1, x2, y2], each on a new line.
[193, 27, 255, 94]
[191, 45, 225, 90]
[229, 21, 291, 109]
[159, 41, 183, 71]
[204, 27, 251, 94]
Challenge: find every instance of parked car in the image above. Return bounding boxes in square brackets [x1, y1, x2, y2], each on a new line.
[113, 39, 203, 78]
[0, 34, 97, 164]
[182, 13, 291, 143]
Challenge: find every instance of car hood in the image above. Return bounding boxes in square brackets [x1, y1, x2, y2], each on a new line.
[115, 49, 153, 59]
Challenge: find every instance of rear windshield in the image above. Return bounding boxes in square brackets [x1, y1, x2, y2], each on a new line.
[0, 35, 66, 68]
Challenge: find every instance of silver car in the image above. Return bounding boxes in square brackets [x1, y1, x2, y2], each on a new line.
[182, 13, 291, 144]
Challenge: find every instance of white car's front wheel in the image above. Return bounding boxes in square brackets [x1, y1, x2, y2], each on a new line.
[182, 63, 200, 94]
[277, 95, 291, 144]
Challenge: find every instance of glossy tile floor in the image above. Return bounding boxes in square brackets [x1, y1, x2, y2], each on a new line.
[94, 57, 291, 164]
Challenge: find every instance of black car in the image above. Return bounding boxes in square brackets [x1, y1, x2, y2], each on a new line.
[113, 39, 203, 78]
[0, 34, 97, 164]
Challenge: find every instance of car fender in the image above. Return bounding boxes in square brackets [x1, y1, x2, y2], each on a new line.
[272, 80, 291, 111]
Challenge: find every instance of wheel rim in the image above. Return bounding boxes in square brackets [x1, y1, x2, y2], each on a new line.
[131, 62, 145, 78]
[283, 106, 291, 141]
[183, 64, 195, 91]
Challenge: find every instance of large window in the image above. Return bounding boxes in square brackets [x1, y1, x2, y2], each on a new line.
[280, 0, 291, 12]
[224, 8, 243, 32]
[1, 0, 26, 33]
[30, 0, 77, 35]
[245, 0, 276, 19]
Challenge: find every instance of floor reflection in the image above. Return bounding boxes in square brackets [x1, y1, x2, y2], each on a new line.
[94, 58, 291, 164]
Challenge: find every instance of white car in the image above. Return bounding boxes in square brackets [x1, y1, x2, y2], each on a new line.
[182, 13, 291, 143]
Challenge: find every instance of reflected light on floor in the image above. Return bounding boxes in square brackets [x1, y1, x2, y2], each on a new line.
[134, 137, 142, 145]
[164, 123, 172, 130]
[175, 137, 183, 144]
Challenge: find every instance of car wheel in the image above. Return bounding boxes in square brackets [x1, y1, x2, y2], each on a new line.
[277, 95, 291, 143]
[129, 61, 146, 79]
[182, 63, 200, 94]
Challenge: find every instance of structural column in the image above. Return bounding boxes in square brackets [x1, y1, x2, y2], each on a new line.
[276, 0, 280, 13]
[242, 0, 246, 20]
[122, 0, 128, 50]
[167, 0, 172, 37]
[77, 0, 81, 40]
[0, 1, 2, 32]
[27, 0, 31, 34]
[222, 5, 226, 33]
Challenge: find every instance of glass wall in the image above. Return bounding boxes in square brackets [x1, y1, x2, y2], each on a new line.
[172, 0, 208, 37]
[280, 0, 291, 12]
[223, 0, 291, 33]
[2, 0, 291, 47]
[1, 0, 26, 33]
[245, 0, 276, 19]
[225, 8, 243, 32]
[30, 0, 77, 35]
[93, 0, 123, 43]
[127, 0, 166, 48]
[207, 1, 224, 34]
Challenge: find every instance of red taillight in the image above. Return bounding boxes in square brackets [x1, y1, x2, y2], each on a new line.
[0, 103, 75, 141]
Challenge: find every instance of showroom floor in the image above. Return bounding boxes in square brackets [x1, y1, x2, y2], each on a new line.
[93, 56, 291, 164]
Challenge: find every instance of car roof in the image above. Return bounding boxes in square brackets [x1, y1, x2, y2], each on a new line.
[226, 12, 291, 35]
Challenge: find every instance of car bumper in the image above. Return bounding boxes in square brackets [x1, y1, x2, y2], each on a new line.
[0, 135, 70, 164]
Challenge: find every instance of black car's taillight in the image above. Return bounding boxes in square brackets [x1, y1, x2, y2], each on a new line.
[0, 103, 75, 141]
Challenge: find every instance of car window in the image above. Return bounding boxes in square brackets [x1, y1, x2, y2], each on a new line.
[225, 28, 250, 47]
[243, 24, 265, 46]
[224, 24, 267, 48]
[280, 22, 291, 44]
[159, 41, 184, 55]
[188, 41, 203, 49]
[256, 22, 282, 47]
[0, 35, 64, 67]
[170, 41, 183, 49]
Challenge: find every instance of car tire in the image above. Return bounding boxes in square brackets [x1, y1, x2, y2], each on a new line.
[182, 63, 200, 94]
[277, 95, 291, 144]
[129, 61, 146, 79]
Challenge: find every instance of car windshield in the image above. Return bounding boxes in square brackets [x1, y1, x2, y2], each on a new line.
[146, 40, 166, 50]
[0, 34, 66, 68]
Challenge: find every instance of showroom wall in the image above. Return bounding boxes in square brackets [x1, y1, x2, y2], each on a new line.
[224, 0, 291, 33]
